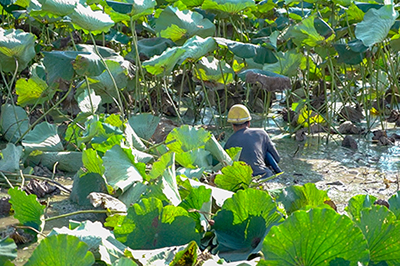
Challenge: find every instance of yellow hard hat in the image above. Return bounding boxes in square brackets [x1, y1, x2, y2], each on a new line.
[227, 104, 252, 123]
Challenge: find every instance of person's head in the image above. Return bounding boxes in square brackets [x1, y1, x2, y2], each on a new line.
[227, 104, 251, 131]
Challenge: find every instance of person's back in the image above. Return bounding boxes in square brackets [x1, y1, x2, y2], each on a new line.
[224, 127, 280, 177]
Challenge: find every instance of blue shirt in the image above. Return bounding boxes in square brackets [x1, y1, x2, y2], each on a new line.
[224, 128, 280, 177]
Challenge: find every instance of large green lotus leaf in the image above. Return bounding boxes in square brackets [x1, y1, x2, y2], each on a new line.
[112, 257, 138, 266]
[77, 115, 123, 146]
[275, 183, 331, 215]
[169, 241, 198, 266]
[38, 0, 79, 16]
[212, 189, 282, 261]
[149, 152, 174, 180]
[28, 151, 83, 172]
[119, 182, 147, 207]
[260, 208, 370, 266]
[129, 37, 175, 61]
[42, 50, 83, 84]
[177, 36, 217, 65]
[0, 237, 17, 265]
[70, 172, 108, 205]
[103, 145, 146, 193]
[113, 197, 200, 249]
[142, 47, 185, 76]
[202, 0, 255, 16]
[388, 191, 400, 219]
[8, 187, 45, 231]
[345, 194, 377, 220]
[70, 3, 114, 34]
[215, 37, 277, 64]
[72, 52, 106, 77]
[0, 143, 23, 172]
[166, 125, 211, 153]
[194, 56, 234, 83]
[333, 41, 366, 65]
[16, 76, 54, 107]
[154, 6, 215, 44]
[179, 185, 212, 231]
[49, 220, 126, 265]
[0, 103, 29, 143]
[355, 205, 400, 265]
[85, 60, 128, 104]
[160, 160, 181, 206]
[82, 148, 105, 175]
[125, 117, 147, 151]
[186, 178, 233, 207]
[175, 148, 211, 169]
[0, 28, 36, 73]
[22, 122, 63, 153]
[106, 0, 155, 20]
[181, 0, 204, 7]
[214, 161, 252, 192]
[355, 4, 398, 47]
[127, 113, 160, 141]
[25, 234, 95, 266]
[205, 134, 232, 166]
[287, 16, 326, 47]
[263, 50, 304, 77]
[76, 44, 125, 62]
[77, 87, 102, 114]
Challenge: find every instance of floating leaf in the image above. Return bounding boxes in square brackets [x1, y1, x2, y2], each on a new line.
[260, 208, 370, 266]
[0, 143, 23, 172]
[154, 6, 215, 45]
[0, 28, 36, 73]
[355, 4, 398, 47]
[276, 183, 331, 215]
[214, 161, 252, 192]
[0, 103, 29, 143]
[355, 206, 400, 265]
[22, 122, 63, 153]
[25, 234, 95, 266]
[212, 189, 282, 261]
[112, 197, 200, 249]
[103, 145, 146, 193]
[8, 187, 45, 232]
[16, 76, 54, 107]
[70, 3, 114, 34]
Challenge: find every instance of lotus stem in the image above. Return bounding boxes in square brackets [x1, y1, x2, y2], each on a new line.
[45, 209, 126, 222]
[0, 171, 14, 188]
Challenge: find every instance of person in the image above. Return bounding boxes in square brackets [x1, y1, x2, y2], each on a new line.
[224, 104, 282, 178]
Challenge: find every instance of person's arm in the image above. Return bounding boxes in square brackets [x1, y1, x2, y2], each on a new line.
[265, 134, 280, 163]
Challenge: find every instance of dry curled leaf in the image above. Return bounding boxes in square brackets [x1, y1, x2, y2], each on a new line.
[245, 72, 291, 92]
[88, 192, 127, 212]
[338, 121, 361, 134]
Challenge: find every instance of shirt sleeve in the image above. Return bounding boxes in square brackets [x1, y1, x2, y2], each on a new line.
[264, 134, 280, 163]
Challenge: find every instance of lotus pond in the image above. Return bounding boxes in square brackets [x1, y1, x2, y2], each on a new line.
[1, 0, 400, 264]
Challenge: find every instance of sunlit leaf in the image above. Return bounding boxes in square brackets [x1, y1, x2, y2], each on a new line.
[194, 56, 234, 83]
[106, 0, 156, 20]
[72, 52, 105, 77]
[260, 208, 370, 266]
[129, 37, 175, 61]
[0, 28, 36, 73]
[38, 0, 79, 16]
[170, 241, 198, 266]
[142, 47, 185, 76]
[16, 76, 54, 107]
[76, 88, 102, 114]
[22, 122, 63, 153]
[345, 194, 377, 220]
[287, 16, 326, 47]
[178, 36, 217, 65]
[214, 161, 252, 192]
[0, 143, 23, 172]
[8, 187, 45, 232]
[70, 172, 108, 206]
[388, 191, 400, 219]
[263, 50, 304, 77]
[25, 234, 95, 266]
[42, 50, 82, 84]
[166, 125, 211, 153]
[355, 4, 398, 47]
[70, 3, 114, 34]
[202, 0, 255, 17]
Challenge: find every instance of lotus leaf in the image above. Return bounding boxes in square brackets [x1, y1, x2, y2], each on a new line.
[8, 187, 45, 232]
[103, 145, 146, 193]
[113, 197, 200, 249]
[179, 185, 212, 231]
[177, 36, 217, 65]
[82, 149, 105, 175]
[125, 117, 147, 151]
[118, 182, 147, 206]
[112, 257, 138, 266]
[355, 205, 400, 265]
[0, 143, 23, 172]
[142, 47, 186, 76]
[70, 172, 108, 205]
[202, 0, 255, 17]
[28, 151, 83, 172]
[388, 191, 400, 219]
[149, 152, 175, 180]
[166, 125, 211, 153]
[263, 50, 304, 77]
[25, 234, 95, 266]
[333, 42, 365, 65]
[154, 6, 215, 44]
[76, 44, 125, 62]
[104, 28, 130, 45]
[130, 37, 175, 61]
[355, 4, 398, 47]
[287, 16, 328, 48]
[76, 87, 101, 114]
[345, 194, 377, 220]
[49, 220, 126, 265]
[0, 103, 29, 143]
[0, 28, 36, 73]
[175, 148, 211, 169]
[42, 50, 83, 84]
[37, 0, 79, 16]
[91, 135, 124, 155]
[16, 76, 54, 106]
[205, 134, 233, 167]
[214, 161, 252, 192]
[22, 122, 63, 153]
[0, 237, 17, 265]
[169, 241, 198, 266]
[70, 3, 114, 34]
[160, 158, 181, 206]
[212, 189, 282, 261]
[260, 208, 370, 266]
[276, 183, 331, 215]
[72, 52, 106, 77]
[106, 0, 155, 20]
[127, 113, 160, 141]
[194, 56, 234, 84]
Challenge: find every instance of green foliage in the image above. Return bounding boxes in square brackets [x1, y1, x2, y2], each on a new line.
[22, 122, 63, 153]
[15, 76, 53, 106]
[214, 161, 252, 192]
[0, 143, 23, 172]
[0, 103, 29, 143]
[0, 237, 17, 265]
